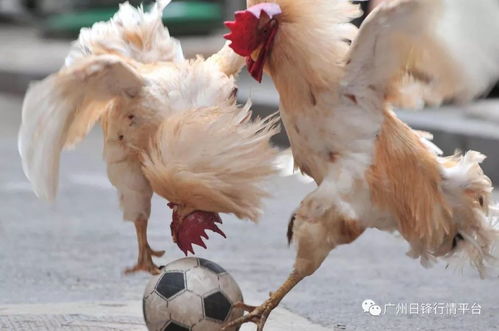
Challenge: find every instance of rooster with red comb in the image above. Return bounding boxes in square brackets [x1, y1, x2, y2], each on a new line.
[18, 0, 280, 274]
[224, 0, 499, 329]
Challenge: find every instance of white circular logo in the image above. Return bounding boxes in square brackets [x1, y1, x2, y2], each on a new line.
[362, 299, 376, 313]
[369, 305, 382, 316]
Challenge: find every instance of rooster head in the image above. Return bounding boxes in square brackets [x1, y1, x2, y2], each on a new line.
[167, 202, 226, 255]
[224, 3, 282, 82]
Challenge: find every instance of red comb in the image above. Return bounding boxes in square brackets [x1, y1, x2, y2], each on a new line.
[224, 3, 282, 57]
[169, 206, 226, 256]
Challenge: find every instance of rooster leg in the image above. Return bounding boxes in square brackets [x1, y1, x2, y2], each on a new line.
[224, 211, 365, 331]
[223, 271, 304, 331]
[125, 217, 165, 275]
[222, 221, 328, 331]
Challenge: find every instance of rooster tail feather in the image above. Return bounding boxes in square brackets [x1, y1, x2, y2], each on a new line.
[66, 0, 183, 66]
[142, 102, 280, 222]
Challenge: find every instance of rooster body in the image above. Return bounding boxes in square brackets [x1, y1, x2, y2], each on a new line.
[224, 0, 499, 329]
[19, 0, 278, 274]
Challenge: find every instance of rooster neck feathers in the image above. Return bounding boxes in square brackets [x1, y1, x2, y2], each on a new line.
[254, 0, 361, 91]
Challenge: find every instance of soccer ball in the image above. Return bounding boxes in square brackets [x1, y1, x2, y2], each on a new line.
[143, 257, 244, 331]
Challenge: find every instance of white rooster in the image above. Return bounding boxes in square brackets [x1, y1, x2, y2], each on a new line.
[224, 0, 499, 329]
[19, 0, 279, 274]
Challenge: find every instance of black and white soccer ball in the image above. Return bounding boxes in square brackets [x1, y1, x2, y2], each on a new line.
[143, 257, 244, 331]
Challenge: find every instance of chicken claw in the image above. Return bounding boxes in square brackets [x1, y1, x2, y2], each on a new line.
[126, 216, 165, 275]
[222, 298, 277, 331]
[125, 245, 165, 275]
[149, 248, 166, 257]
[223, 272, 304, 331]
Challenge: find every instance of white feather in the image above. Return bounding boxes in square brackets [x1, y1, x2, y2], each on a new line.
[66, 0, 183, 66]
[345, 0, 499, 107]
[18, 55, 143, 201]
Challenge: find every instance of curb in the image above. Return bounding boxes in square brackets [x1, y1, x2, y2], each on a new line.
[0, 302, 330, 331]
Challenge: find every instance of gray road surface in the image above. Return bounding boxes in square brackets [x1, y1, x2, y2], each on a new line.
[1, 93, 498, 330]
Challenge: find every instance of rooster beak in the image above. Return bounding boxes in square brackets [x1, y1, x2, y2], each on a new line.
[224, 3, 282, 61]
[225, 4, 281, 83]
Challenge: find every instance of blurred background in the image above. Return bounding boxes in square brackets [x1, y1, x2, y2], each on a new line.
[0, 0, 244, 36]
[1, 1, 499, 330]
[2, 0, 497, 177]
[0, 0, 498, 136]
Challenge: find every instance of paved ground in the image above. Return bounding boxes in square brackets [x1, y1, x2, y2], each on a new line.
[2, 20, 499, 331]
[0, 301, 328, 331]
[1, 89, 499, 331]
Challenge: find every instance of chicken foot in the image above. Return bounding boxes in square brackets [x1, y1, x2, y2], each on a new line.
[224, 209, 365, 330]
[222, 271, 304, 331]
[125, 217, 165, 275]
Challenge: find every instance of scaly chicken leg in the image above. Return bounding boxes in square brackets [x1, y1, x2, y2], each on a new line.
[125, 217, 165, 275]
[223, 272, 304, 331]
[224, 212, 365, 330]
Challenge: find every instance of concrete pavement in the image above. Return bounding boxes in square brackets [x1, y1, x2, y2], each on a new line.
[0, 90, 340, 331]
[0, 92, 329, 330]
[2, 20, 499, 330]
[1, 88, 499, 331]
[0, 301, 331, 331]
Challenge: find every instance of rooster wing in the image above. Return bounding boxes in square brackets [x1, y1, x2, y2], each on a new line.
[19, 55, 144, 201]
[343, 0, 499, 108]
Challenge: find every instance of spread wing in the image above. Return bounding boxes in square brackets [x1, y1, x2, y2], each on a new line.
[343, 0, 499, 108]
[19, 55, 144, 201]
